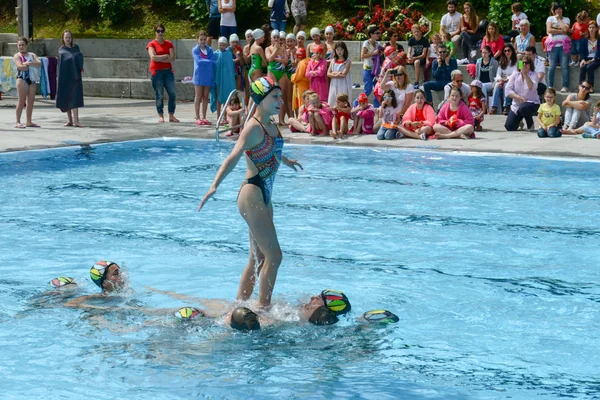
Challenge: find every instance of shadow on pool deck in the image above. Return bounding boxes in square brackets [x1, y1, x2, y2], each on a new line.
[1, 97, 599, 159]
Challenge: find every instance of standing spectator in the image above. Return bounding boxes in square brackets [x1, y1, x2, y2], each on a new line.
[291, 0, 307, 36]
[468, 79, 487, 131]
[13, 37, 42, 129]
[291, 48, 309, 113]
[515, 20, 535, 59]
[327, 41, 352, 107]
[219, 0, 237, 38]
[306, 45, 328, 101]
[211, 37, 236, 119]
[536, 88, 562, 137]
[504, 55, 540, 131]
[146, 24, 178, 123]
[243, 29, 253, 106]
[490, 44, 517, 115]
[407, 24, 429, 89]
[324, 26, 335, 61]
[570, 11, 589, 66]
[433, 87, 475, 139]
[297, 30, 306, 50]
[230, 34, 243, 91]
[546, 2, 570, 92]
[269, 0, 290, 32]
[476, 46, 499, 105]
[440, 0, 462, 54]
[579, 21, 600, 92]
[192, 30, 215, 126]
[248, 29, 267, 81]
[507, 3, 527, 40]
[266, 30, 290, 124]
[525, 46, 547, 98]
[481, 22, 505, 60]
[423, 44, 457, 104]
[561, 81, 593, 130]
[459, 2, 480, 61]
[307, 27, 322, 58]
[361, 27, 382, 106]
[206, 0, 221, 46]
[56, 29, 84, 127]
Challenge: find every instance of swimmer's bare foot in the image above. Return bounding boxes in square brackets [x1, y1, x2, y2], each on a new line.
[169, 115, 180, 123]
[434, 132, 444, 139]
[460, 133, 470, 140]
[64, 121, 73, 127]
[26, 123, 40, 128]
[278, 121, 289, 127]
[15, 123, 26, 129]
[158, 116, 165, 123]
[74, 122, 84, 128]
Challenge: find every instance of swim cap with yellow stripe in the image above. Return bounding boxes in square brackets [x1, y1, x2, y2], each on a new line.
[321, 289, 351, 316]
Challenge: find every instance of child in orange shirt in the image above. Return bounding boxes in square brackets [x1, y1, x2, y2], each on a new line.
[291, 47, 310, 114]
[571, 11, 590, 66]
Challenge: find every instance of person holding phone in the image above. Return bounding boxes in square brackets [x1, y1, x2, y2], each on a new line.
[504, 55, 540, 131]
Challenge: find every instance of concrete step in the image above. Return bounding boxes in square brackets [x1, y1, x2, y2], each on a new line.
[79, 77, 600, 110]
[2, 38, 547, 63]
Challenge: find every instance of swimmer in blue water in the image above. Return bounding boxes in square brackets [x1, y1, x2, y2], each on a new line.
[63, 260, 126, 308]
[198, 76, 303, 309]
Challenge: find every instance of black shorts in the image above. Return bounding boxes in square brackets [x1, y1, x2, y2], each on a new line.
[208, 18, 221, 38]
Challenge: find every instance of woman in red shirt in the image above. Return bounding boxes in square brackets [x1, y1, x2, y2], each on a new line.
[481, 22, 505, 60]
[146, 24, 179, 123]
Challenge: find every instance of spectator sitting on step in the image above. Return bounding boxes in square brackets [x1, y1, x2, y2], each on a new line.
[439, 69, 471, 109]
[490, 44, 517, 115]
[481, 21, 504, 60]
[423, 44, 457, 106]
[433, 87, 475, 139]
[440, 0, 463, 56]
[475, 46, 498, 107]
[561, 81, 593, 131]
[515, 19, 535, 60]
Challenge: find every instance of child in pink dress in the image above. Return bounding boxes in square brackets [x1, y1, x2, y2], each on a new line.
[351, 93, 375, 134]
[306, 45, 328, 101]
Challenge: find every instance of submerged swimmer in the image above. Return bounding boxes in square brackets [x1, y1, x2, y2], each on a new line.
[64, 261, 126, 308]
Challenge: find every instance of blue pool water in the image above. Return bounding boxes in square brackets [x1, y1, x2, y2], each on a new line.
[1, 139, 599, 399]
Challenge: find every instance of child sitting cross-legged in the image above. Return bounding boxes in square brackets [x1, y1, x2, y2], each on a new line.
[376, 89, 403, 140]
[306, 92, 334, 136]
[536, 88, 562, 138]
[351, 93, 376, 134]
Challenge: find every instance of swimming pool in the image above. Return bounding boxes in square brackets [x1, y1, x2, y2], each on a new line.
[1, 140, 599, 399]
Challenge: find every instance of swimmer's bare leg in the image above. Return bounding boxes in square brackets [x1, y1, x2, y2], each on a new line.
[237, 186, 281, 308]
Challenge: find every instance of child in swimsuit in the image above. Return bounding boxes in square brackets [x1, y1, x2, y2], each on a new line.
[288, 89, 314, 133]
[230, 33, 244, 91]
[248, 29, 267, 80]
[331, 93, 352, 138]
[226, 95, 244, 136]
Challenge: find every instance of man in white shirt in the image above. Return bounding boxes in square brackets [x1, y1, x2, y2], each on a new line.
[525, 46, 547, 98]
[440, 0, 462, 53]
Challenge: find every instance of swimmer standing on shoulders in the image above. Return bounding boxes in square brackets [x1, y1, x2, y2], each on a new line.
[198, 76, 302, 309]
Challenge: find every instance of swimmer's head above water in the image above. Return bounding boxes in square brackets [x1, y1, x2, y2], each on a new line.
[300, 289, 352, 325]
[90, 261, 124, 293]
[230, 307, 261, 331]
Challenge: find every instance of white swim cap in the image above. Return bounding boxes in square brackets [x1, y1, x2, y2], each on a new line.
[218, 36, 228, 45]
[297, 30, 306, 39]
[245, 29, 253, 38]
[271, 29, 280, 38]
[252, 29, 265, 40]
[279, 31, 286, 39]
[325, 26, 334, 34]
[229, 33, 239, 42]
[310, 27, 321, 37]
[286, 33, 296, 40]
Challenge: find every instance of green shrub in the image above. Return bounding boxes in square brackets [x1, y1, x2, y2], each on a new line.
[98, 0, 133, 22]
[64, 0, 99, 19]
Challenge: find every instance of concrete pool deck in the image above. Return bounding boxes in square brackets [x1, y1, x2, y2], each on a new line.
[1, 96, 600, 159]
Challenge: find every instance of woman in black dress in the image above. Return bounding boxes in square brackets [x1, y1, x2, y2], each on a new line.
[56, 30, 84, 127]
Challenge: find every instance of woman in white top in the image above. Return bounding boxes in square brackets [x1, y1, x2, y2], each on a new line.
[545, 2, 570, 92]
[490, 44, 517, 114]
[13, 37, 42, 128]
[219, 0, 237, 37]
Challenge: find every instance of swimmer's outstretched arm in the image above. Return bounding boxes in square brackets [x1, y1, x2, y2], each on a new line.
[197, 122, 261, 211]
[281, 155, 303, 172]
[145, 286, 231, 317]
[64, 294, 101, 308]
